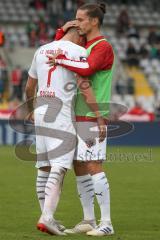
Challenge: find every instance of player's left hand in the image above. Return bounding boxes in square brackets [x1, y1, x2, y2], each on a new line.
[97, 117, 106, 142]
[62, 20, 78, 32]
[46, 48, 63, 67]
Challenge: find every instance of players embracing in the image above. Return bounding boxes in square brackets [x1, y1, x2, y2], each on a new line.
[26, 1, 115, 237]
[48, 2, 115, 237]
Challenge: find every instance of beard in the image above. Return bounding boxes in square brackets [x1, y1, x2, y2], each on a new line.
[77, 29, 85, 36]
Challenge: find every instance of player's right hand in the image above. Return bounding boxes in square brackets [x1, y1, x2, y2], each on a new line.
[46, 48, 63, 67]
[62, 20, 78, 32]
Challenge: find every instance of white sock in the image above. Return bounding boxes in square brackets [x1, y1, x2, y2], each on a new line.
[36, 169, 49, 212]
[92, 172, 111, 222]
[76, 174, 95, 221]
[42, 166, 66, 220]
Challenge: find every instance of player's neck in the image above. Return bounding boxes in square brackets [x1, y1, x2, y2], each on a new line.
[86, 29, 101, 42]
[61, 35, 78, 45]
[61, 35, 72, 42]
[61, 37, 69, 41]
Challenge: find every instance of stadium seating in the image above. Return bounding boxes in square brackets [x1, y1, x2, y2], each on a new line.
[0, 1, 160, 119]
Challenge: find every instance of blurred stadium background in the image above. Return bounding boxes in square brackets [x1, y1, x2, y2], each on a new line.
[0, 0, 160, 145]
[0, 1, 160, 240]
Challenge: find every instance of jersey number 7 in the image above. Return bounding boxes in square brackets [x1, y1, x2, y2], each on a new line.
[47, 66, 57, 87]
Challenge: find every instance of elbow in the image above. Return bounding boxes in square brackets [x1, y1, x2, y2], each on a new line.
[80, 71, 93, 77]
[80, 72, 89, 77]
[25, 76, 37, 98]
[80, 67, 95, 77]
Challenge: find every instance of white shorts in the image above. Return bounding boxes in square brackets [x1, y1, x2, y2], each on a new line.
[35, 112, 76, 169]
[74, 121, 107, 161]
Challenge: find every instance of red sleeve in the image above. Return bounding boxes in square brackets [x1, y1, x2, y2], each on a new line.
[54, 28, 65, 40]
[55, 41, 114, 77]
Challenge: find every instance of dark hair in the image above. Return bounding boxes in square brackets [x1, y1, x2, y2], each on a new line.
[78, 2, 106, 26]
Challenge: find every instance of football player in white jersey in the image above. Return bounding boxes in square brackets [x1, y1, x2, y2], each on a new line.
[25, 27, 103, 236]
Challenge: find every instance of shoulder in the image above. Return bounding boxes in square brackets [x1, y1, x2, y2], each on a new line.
[69, 42, 86, 51]
[69, 42, 87, 56]
[42, 41, 57, 49]
[93, 40, 114, 53]
[32, 47, 41, 60]
[78, 46, 87, 56]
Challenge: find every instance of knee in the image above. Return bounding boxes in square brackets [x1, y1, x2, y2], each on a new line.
[73, 161, 104, 176]
[73, 161, 89, 176]
[87, 161, 103, 175]
[39, 166, 51, 172]
[51, 165, 67, 188]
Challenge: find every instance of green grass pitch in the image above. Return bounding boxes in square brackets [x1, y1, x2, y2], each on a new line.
[0, 146, 160, 240]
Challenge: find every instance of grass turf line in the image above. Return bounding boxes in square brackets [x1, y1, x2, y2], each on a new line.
[0, 146, 159, 240]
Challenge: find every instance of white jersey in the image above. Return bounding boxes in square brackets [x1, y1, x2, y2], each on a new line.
[28, 40, 87, 116]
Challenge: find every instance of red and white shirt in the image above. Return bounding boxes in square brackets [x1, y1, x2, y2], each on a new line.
[28, 40, 87, 115]
[55, 28, 114, 77]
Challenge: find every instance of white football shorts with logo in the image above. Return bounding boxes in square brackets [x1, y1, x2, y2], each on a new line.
[74, 121, 107, 161]
[34, 110, 76, 170]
